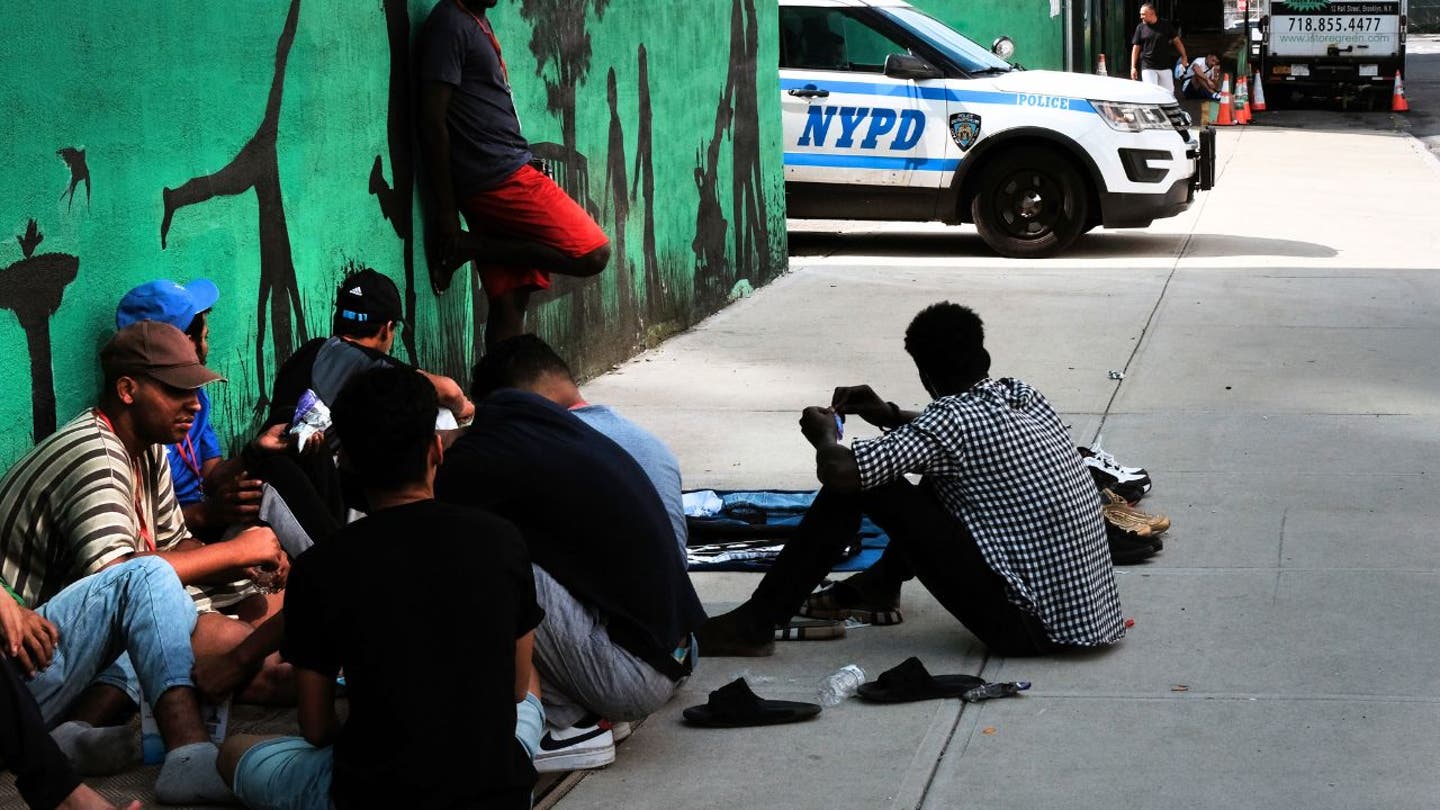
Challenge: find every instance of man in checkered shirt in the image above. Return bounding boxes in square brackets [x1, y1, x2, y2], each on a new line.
[698, 302, 1124, 656]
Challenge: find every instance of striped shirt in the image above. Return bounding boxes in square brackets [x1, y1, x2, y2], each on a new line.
[851, 378, 1124, 648]
[0, 409, 254, 613]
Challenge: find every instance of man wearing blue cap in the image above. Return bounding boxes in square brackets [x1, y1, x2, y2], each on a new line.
[115, 279, 263, 539]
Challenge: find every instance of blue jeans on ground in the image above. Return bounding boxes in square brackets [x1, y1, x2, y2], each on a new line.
[232, 694, 546, 810]
[27, 557, 198, 725]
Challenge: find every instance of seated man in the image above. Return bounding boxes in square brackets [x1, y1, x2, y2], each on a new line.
[221, 367, 544, 809]
[1182, 53, 1222, 100]
[254, 267, 474, 554]
[699, 302, 1124, 657]
[114, 279, 262, 542]
[0, 322, 292, 715]
[435, 371, 705, 772]
[3, 560, 235, 803]
[471, 334, 688, 556]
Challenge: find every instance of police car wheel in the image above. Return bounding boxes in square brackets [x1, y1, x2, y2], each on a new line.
[970, 148, 1088, 259]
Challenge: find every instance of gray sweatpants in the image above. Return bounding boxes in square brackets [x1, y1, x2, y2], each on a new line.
[530, 565, 687, 729]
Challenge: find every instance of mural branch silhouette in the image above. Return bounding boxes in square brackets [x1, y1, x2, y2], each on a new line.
[158, 0, 308, 407]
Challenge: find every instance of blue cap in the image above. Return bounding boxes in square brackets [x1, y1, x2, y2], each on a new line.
[115, 279, 220, 331]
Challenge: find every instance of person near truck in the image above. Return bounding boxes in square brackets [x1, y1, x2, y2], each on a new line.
[1182, 53, 1222, 100]
[1130, 3, 1190, 94]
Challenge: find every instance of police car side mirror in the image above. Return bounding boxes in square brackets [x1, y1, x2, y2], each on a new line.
[884, 53, 942, 80]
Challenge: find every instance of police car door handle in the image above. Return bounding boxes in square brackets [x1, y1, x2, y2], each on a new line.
[787, 87, 830, 99]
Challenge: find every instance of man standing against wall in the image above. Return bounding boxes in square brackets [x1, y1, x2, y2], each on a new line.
[1130, 3, 1189, 95]
[418, 0, 611, 348]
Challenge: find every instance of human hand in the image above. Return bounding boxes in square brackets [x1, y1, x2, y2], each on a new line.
[1130, 68, 1139, 80]
[206, 473, 264, 526]
[245, 549, 289, 594]
[0, 595, 26, 659]
[6, 606, 58, 677]
[799, 406, 841, 448]
[251, 423, 290, 455]
[233, 526, 284, 571]
[831, 385, 893, 427]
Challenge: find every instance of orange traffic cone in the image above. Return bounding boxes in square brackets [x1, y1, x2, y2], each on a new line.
[1097, 54, 1109, 77]
[1392, 71, 1410, 112]
[1215, 74, 1235, 126]
[1236, 75, 1252, 124]
[1251, 71, 1267, 112]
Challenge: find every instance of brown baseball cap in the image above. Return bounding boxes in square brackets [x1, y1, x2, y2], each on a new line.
[101, 321, 226, 389]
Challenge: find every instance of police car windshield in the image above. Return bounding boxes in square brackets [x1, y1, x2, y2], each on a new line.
[878, 7, 1013, 74]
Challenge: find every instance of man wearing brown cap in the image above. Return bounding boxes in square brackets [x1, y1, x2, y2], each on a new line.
[0, 321, 292, 801]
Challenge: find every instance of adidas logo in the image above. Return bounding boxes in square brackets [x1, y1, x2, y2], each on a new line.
[348, 286, 363, 295]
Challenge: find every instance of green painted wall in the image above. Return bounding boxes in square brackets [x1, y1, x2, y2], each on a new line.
[915, 0, 1066, 70]
[0, 0, 787, 466]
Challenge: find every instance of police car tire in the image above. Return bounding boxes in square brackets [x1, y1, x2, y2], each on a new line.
[969, 148, 1088, 259]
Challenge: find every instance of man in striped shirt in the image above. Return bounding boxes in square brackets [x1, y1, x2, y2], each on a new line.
[698, 302, 1124, 657]
[0, 322, 292, 709]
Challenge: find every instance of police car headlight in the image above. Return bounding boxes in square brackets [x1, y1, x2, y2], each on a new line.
[1092, 101, 1173, 132]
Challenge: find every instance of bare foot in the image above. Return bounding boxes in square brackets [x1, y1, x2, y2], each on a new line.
[56, 783, 140, 810]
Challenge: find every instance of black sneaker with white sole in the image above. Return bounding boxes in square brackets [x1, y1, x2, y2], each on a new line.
[1079, 447, 1152, 498]
[533, 721, 615, 773]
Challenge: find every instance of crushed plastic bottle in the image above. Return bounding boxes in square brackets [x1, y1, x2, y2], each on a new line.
[816, 664, 867, 707]
[962, 681, 1031, 702]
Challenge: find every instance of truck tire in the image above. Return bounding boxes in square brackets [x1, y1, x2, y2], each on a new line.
[970, 147, 1088, 258]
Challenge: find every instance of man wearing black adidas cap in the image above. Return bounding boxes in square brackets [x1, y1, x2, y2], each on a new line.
[265, 268, 473, 432]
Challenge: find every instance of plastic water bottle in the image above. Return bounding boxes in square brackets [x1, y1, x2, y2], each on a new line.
[816, 664, 866, 707]
[961, 681, 1031, 702]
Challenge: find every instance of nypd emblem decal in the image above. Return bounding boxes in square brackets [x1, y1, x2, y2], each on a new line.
[949, 113, 981, 152]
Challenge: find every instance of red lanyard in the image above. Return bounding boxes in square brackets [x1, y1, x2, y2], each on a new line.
[93, 409, 156, 553]
[176, 435, 205, 486]
[455, 0, 509, 85]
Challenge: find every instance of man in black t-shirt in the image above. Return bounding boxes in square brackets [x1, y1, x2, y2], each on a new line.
[435, 386, 705, 772]
[1130, 3, 1189, 94]
[221, 367, 544, 809]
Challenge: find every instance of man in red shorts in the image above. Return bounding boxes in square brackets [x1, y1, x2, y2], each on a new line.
[419, 0, 611, 348]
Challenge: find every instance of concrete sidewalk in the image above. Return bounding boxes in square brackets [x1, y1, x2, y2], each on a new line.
[556, 126, 1440, 808]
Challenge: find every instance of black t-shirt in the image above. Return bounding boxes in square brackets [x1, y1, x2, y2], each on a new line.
[282, 500, 542, 809]
[434, 390, 705, 680]
[418, 0, 533, 196]
[266, 336, 399, 427]
[1131, 20, 1179, 71]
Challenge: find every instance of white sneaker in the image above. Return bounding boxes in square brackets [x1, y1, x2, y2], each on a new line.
[609, 720, 633, 743]
[533, 722, 615, 773]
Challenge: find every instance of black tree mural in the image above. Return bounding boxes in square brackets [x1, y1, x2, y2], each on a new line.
[693, 0, 772, 304]
[159, 0, 308, 406]
[368, 0, 418, 365]
[602, 66, 633, 320]
[519, 0, 612, 196]
[0, 220, 79, 440]
[631, 44, 660, 320]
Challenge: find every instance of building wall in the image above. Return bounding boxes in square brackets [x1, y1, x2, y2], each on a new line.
[0, 0, 787, 465]
[918, 0, 1067, 70]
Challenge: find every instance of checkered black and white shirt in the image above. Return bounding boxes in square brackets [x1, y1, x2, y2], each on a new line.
[851, 378, 1123, 647]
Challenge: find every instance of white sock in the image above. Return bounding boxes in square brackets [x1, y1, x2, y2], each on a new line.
[155, 741, 234, 804]
[49, 720, 139, 776]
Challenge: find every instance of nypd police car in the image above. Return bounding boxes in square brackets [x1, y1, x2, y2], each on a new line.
[780, 0, 1215, 258]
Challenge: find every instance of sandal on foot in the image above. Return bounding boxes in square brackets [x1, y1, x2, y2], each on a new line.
[798, 584, 903, 626]
[773, 618, 846, 641]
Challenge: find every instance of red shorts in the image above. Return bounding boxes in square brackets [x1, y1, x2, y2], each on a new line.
[460, 164, 609, 298]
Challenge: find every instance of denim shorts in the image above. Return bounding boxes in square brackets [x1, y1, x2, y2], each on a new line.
[233, 737, 333, 810]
